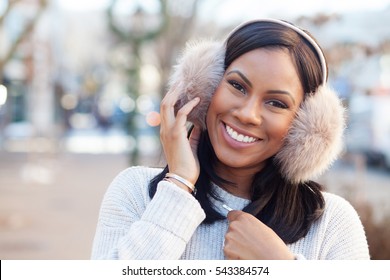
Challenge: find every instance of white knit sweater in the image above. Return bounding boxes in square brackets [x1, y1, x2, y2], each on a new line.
[91, 166, 370, 260]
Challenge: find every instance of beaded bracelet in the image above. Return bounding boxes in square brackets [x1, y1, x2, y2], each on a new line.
[165, 172, 196, 193]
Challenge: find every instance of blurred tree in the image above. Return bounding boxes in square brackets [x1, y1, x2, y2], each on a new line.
[0, 0, 48, 83]
[106, 0, 203, 164]
[0, 0, 48, 144]
[153, 0, 203, 95]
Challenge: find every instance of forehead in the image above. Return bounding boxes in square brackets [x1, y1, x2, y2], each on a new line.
[229, 48, 299, 80]
[229, 46, 292, 66]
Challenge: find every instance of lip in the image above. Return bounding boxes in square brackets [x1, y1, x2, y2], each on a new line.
[220, 121, 261, 148]
[224, 122, 261, 139]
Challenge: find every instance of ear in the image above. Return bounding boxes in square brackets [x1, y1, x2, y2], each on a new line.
[274, 85, 346, 183]
[168, 39, 225, 129]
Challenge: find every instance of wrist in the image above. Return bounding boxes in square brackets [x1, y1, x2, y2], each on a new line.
[163, 178, 192, 193]
[164, 173, 196, 194]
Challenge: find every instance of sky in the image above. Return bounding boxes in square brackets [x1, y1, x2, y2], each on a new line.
[56, 0, 390, 15]
[53, 0, 390, 27]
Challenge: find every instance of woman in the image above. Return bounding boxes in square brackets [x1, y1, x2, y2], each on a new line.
[91, 19, 370, 260]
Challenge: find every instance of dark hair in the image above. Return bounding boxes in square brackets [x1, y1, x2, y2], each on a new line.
[149, 21, 325, 244]
[225, 21, 325, 95]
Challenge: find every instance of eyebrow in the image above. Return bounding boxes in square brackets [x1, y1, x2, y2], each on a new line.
[226, 69, 296, 106]
[267, 90, 296, 106]
[226, 70, 253, 88]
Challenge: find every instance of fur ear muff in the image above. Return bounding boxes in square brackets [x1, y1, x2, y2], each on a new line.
[274, 85, 346, 183]
[168, 39, 225, 129]
[167, 38, 345, 184]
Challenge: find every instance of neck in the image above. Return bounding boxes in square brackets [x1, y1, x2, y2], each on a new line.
[213, 163, 261, 199]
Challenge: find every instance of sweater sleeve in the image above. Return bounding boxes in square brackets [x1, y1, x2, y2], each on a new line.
[319, 193, 370, 259]
[91, 167, 206, 259]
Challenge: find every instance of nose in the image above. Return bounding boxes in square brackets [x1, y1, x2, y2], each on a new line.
[233, 99, 262, 126]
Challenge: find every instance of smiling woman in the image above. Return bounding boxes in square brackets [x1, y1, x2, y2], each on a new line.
[206, 48, 303, 190]
[91, 19, 370, 260]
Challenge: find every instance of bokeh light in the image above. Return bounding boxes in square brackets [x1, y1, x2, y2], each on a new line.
[145, 111, 161, 127]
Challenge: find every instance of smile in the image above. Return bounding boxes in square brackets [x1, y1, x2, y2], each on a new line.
[225, 125, 259, 143]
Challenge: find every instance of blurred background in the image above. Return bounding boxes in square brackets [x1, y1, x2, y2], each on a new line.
[0, 0, 389, 260]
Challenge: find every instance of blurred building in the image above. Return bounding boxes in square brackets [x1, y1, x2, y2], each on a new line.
[1, 0, 61, 152]
[0, 0, 145, 154]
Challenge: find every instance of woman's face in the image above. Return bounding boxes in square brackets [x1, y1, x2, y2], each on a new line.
[206, 48, 304, 175]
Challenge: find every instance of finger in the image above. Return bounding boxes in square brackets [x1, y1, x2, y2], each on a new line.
[223, 236, 240, 260]
[162, 82, 183, 102]
[227, 210, 245, 222]
[174, 97, 200, 128]
[160, 95, 178, 127]
[189, 125, 201, 153]
[189, 125, 201, 141]
[160, 98, 200, 146]
[224, 251, 239, 260]
[160, 85, 186, 125]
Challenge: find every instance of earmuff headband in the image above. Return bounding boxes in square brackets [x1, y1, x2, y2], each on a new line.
[168, 19, 345, 183]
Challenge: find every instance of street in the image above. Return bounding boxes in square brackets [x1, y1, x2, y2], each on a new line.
[0, 151, 130, 259]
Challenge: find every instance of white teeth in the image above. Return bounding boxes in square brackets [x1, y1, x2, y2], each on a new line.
[225, 125, 258, 143]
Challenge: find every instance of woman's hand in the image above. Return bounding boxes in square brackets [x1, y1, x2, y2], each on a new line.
[160, 86, 201, 192]
[224, 210, 295, 260]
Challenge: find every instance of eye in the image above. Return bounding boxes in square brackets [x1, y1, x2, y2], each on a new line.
[266, 100, 288, 109]
[228, 80, 246, 94]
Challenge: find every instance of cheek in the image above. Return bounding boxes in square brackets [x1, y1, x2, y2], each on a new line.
[206, 86, 228, 123]
[212, 85, 229, 107]
[267, 115, 295, 145]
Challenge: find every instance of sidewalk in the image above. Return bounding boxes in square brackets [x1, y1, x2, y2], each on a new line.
[0, 151, 130, 259]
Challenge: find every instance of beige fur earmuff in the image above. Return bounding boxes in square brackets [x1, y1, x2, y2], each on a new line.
[168, 19, 346, 184]
[169, 40, 225, 129]
[274, 85, 345, 183]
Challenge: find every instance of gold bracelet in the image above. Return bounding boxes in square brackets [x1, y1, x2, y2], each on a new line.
[165, 172, 196, 193]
